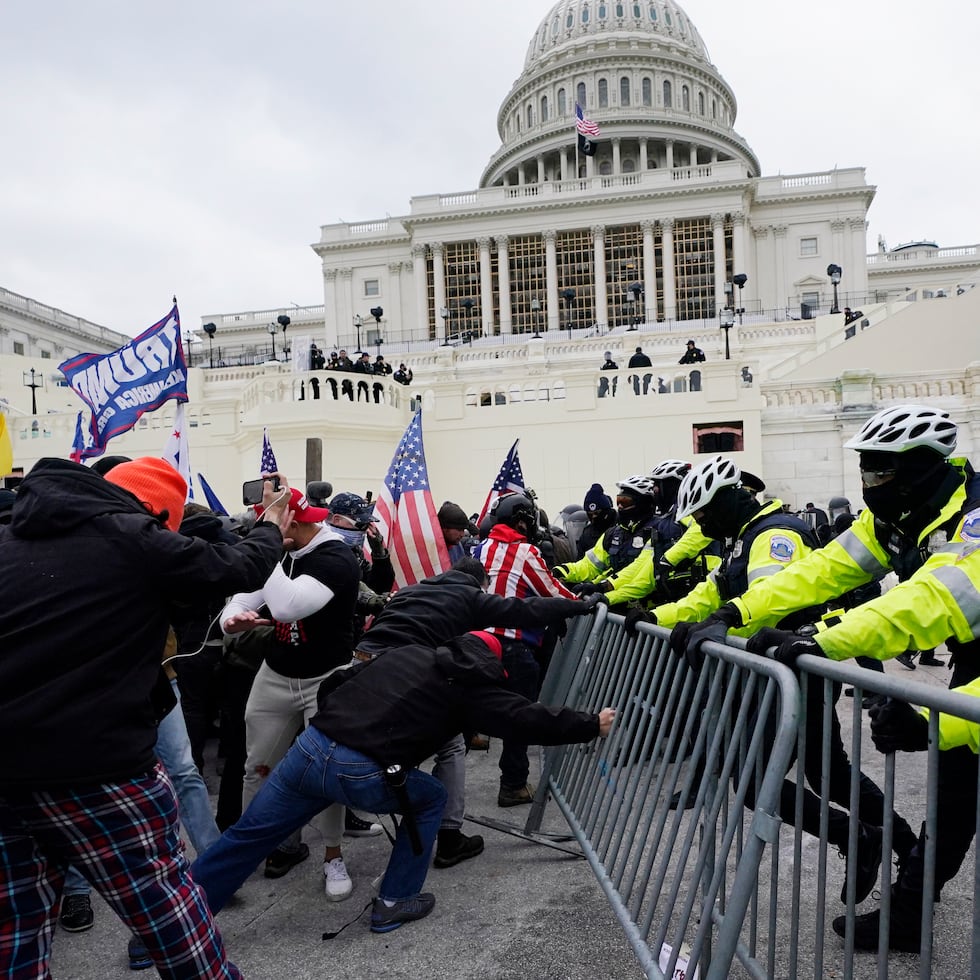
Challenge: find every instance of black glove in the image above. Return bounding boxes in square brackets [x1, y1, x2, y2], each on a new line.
[869, 699, 929, 753]
[745, 627, 796, 656]
[624, 607, 656, 635]
[748, 627, 822, 669]
[570, 582, 599, 596]
[577, 593, 604, 612]
[668, 604, 743, 668]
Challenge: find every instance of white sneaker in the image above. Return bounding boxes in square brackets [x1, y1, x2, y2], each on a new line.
[323, 857, 353, 902]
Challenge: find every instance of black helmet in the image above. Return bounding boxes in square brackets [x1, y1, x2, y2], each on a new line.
[490, 492, 539, 541]
[329, 492, 376, 526]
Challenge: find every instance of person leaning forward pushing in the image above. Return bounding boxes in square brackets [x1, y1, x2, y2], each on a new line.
[191, 631, 615, 934]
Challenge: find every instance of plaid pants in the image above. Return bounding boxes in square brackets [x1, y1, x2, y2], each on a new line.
[0, 765, 240, 980]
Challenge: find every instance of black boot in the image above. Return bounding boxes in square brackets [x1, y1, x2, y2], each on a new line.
[837, 822, 883, 904]
[832, 878, 924, 953]
[433, 829, 484, 868]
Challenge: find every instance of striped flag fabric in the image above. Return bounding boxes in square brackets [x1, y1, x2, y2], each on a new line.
[477, 439, 525, 524]
[575, 103, 600, 137]
[69, 412, 88, 464]
[261, 427, 279, 474]
[162, 402, 194, 501]
[373, 409, 450, 588]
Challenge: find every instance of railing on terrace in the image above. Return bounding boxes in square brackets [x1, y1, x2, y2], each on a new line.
[0, 287, 129, 347]
[866, 245, 979, 264]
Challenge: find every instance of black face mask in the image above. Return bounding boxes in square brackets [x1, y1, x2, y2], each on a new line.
[697, 487, 760, 541]
[862, 455, 956, 533]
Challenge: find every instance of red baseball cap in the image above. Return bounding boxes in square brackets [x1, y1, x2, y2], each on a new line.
[467, 630, 503, 659]
[255, 487, 330, 524]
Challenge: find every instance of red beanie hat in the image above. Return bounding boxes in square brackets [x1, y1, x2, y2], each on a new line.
[467, 630, 503, 659]
[104, 457, 186, 531]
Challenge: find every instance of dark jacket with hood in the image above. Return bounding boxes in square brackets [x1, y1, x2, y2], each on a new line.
[356, 567, 587, 656]
[0, 458, 284, 789]
[313, 633, 600, 769]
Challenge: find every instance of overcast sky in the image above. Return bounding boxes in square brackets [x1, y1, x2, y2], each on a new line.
[3, 0, 976, 339]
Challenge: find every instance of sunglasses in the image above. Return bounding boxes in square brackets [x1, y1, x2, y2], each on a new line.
[860, 468, 897, 488]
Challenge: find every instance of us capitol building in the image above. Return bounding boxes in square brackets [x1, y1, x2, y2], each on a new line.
[2, 0, 978, 515]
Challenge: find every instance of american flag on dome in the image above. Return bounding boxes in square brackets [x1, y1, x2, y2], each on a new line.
[575, 103, 600, 137]
[477, 439, 525, 524]
[374, 409, 450, 588]
[260, 428, 279, 474]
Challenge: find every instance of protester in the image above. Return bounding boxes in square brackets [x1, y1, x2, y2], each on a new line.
[0, 458, 290, 978]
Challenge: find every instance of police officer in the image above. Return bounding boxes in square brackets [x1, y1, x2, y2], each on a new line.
[681, 405, 977, 952]
[554, 475, 660, 590]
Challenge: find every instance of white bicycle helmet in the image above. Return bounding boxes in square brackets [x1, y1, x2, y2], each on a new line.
[843, 404, 957, 457]
[649, 459, 692, 482]
[675, 456, 742, 520]
[615, 474, 658, 497]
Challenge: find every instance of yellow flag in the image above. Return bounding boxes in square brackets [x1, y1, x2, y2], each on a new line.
[0, 411, 13, 477]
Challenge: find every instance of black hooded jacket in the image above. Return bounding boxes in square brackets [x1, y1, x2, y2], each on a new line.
[0, 458, 284, 789]
[356, 567, 587, 656]
[313, 634, 599, 769]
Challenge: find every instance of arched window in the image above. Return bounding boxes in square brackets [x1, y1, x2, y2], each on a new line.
[622, 158, 635, 173]
[642, 77, 652, 106]
[712, 98, 717, 119]
[581, 4, 590, 23]
[682, 85, 690, 111]
[663, 79, 672, 107]
[598, 78, 608, 108]
[552, 14, 561, 35]
[664, 10, 672, 25]
[566, 9, 574, 28]
[598, 2, 607, 18]
[541, 95, 549, 122]
[516, 112, 521, 133]
[527, 104, 534, 128]
[620, 76, 631, 106]
[577, 81, 587, 108]
[599, 159, 612, 175]
[557, 87, 567, 115]
[615, 2, 624, 16]
[649, 3, 658, 20]
[633, 2, 641, 16]
[698, 91, 705, 115]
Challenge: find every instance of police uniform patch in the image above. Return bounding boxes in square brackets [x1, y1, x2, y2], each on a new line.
[769, 534, 796, 563]
[961, 507, 980, 541]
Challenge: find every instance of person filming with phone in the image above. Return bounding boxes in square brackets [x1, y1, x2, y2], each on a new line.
[223, 472, 363, 901]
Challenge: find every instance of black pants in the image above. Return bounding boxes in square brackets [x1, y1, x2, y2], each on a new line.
[214, 661, 259, 832]
[173, 644, 222, 776]
[498, 639, 541, 789]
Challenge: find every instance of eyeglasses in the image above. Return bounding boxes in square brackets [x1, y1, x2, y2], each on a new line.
[860, 468, 897, 488]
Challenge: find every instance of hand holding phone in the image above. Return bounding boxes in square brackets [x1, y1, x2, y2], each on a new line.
[243, 475, 282, 505]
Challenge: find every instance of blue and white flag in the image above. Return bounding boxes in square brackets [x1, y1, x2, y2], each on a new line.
[162, 402, 194, 502]
[59, 305, 187, 459]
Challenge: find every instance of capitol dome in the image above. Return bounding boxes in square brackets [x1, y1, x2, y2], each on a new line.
[480, 0, 759, 187]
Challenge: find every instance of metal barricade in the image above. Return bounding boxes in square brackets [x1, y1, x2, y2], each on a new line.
[527, 608, 980, 979]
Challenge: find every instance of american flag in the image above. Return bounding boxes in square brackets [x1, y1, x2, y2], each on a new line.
[69, 411, 88, 464]
[373, 409, 450, 587]
[575, 103, 600, 137]
[477, 439, 526, 524]
[261, 427, 279, 474]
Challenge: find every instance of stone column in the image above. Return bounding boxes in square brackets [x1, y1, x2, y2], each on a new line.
[666, 139, 675, 169]
[773, 225, 788, 309]
[518, 164, 526, 186]
[387, 262, 403, 341]
[586, 154, 595, 178]
[592, 225, 607, 330]
[751, 225, 772, 311]
[641, 220, 656, 322]
[323, 269, 339, 347]
[537, 156, 546, 183]
[639, 139, 648, 172]
[612, 138, 621, 175]
[412, 244, 429, 340]
[712, 212, 727, 314]
[831, 219, 847, 303]
[848, 217, 867, 298]
[544, 230, 560, 332]
[560, 147, 569, 181]
[432, 244, 447, 328]
[661, 219, 676, 321]
[338, 268, 353, 347]
[690, 143, 699, 167]
[497, 235, 512, 335]
[731, 211, 747, 285]
[478, 237, 494, 335]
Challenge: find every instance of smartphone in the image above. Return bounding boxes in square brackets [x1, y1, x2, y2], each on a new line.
[243, 476, 281, 505]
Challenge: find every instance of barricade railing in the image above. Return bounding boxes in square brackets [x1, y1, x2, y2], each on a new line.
[527, 609, 980, 979]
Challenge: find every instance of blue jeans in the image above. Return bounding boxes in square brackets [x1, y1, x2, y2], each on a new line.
[191, 726, 446, 912]
[64, 680, 219, 898]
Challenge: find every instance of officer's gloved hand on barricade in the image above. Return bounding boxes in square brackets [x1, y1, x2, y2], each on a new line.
[571, 582, 601, 596]
[624, 607, 656, 636]
[669, 603, 742, 670]
[577, 593, 606, 613]
[746, 626, 822, 669]
[869, 698, 929, 753]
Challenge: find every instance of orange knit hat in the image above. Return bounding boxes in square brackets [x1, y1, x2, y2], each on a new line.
[104, 457, 186, 531]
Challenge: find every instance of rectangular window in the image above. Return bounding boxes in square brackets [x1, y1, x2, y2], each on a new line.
[363, 279, 380, 297]
[40, 350, 51, 359]
[13, 341, 24, 355]
[693, 421, 744, 454]
[800, 237, 818, 257]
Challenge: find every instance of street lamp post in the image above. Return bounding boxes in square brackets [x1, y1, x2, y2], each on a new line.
[732, 273, 748, 324]
[461, 299, 475, 343]
[369, 306, 384, 355]
[627, 282, 643, 329]
[277, 315, 291, 361]
[720, 308, 734, 360]
[439, 307, 451, 345]
[22, 367, 43, 415]
[827, 264, 842, 314]
[202, 322, 217, 368]
[353, 314, 363, 353]
[266, 321, 278, 361]
[530, 297, 543, 338]
[562, 288, 576, 340]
